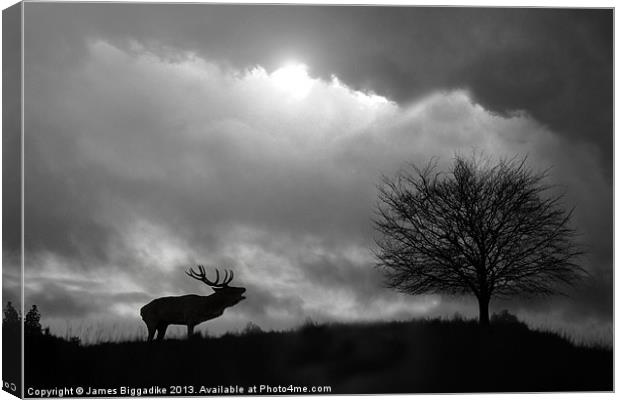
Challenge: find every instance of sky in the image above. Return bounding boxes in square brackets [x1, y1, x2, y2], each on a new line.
[3, 3, 612, 343]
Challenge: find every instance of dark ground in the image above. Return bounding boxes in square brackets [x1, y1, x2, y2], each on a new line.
[3, 323, 21, 397]
[24, 316, 612, 395]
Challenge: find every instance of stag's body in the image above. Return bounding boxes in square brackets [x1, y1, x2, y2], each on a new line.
[141, 267, 245, 341]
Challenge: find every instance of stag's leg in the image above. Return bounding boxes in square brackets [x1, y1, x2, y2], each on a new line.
[156, 324, 168, 341]
[147, 326, 156, 342]
[187, 324, 195, 338]
[144, 320, 156, 342]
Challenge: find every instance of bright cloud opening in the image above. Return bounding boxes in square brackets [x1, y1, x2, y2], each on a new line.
[270, 62, 314, 99]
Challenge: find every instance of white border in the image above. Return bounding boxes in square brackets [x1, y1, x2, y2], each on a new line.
[0, 2, 615, 400]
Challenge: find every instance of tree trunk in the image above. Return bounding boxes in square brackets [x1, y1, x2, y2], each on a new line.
[477, 295, 490, 327]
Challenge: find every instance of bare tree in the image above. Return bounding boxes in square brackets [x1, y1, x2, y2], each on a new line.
[374, 154, 584, 326]
[140, 266, 246, 341]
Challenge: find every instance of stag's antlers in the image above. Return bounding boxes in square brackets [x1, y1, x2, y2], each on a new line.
[186, 265, 234, 288]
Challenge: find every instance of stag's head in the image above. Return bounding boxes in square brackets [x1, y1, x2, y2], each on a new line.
[186, 265, 246, 305]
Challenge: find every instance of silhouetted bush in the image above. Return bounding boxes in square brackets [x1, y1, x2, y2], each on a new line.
[451, 312, 465, 322]
[491, 309, 523, 326]
[25, 305, 43, 336]
[3, 301, 20, 325]
[242, 321, 263, 335]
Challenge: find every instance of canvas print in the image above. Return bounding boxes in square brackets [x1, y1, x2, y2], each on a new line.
[2, 2, 613, 397]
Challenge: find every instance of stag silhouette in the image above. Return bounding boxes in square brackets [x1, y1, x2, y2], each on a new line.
[140, 266, 246, 341]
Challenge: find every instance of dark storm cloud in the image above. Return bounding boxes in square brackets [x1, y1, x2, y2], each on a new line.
[24, 277, 150, 319]
[19, 3, 612, 342]
[297, 253, 384, 304]
[24, 4, 613, 172]
[26, 282, 106, 319]
[511, 268, 613, 322]
[3, 2, 22, 257]
[236, 284, 305, 317]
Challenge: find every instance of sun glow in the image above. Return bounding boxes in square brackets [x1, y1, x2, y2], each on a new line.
[271, 62, 314, 99]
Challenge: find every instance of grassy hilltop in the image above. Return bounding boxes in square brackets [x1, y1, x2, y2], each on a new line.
[25, 316, 612, 395]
